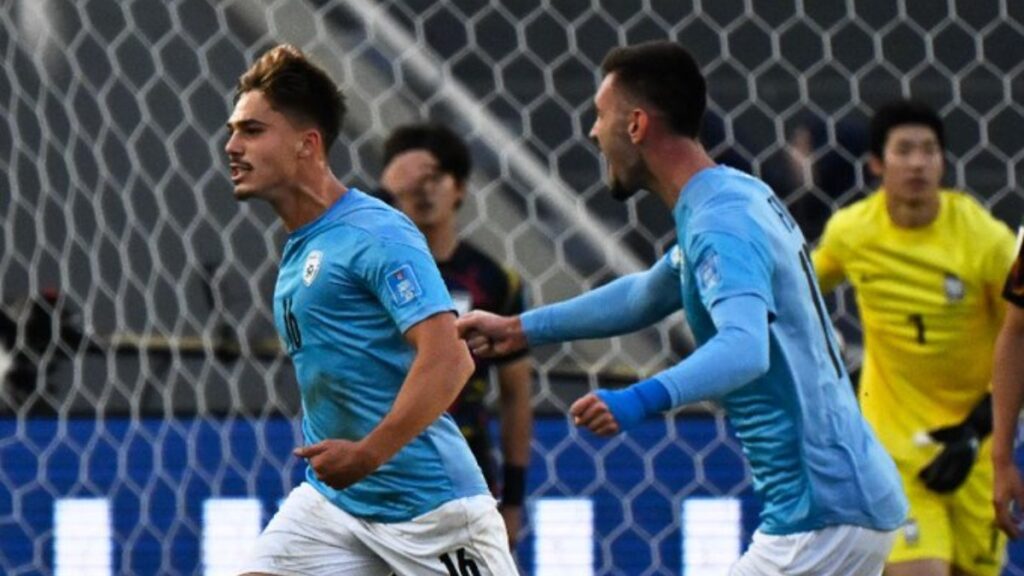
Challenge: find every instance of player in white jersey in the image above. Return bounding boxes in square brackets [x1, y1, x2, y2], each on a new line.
[225, 44, 517, 575]
[457, 40, 907, 575]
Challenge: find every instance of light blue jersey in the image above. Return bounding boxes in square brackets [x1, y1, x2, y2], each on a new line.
[274, 189, 488, 522]
[673, 167, 907, 534]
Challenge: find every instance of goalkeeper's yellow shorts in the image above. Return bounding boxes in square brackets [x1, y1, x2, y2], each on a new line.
[888, 450, 1005, 575]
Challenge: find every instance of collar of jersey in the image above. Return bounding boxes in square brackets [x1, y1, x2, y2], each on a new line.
[288, 188, 361, 241]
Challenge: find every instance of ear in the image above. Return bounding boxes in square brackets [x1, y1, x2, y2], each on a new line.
[296, 130, 322, 159]
[868, 154, 883, 177]
[628, 109, 649, 144]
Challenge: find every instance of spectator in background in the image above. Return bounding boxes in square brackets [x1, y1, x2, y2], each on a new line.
[813, 99, 1015, 576]
[761, 113, 818, 200]
[817, 116, 870, 203]
[0, 290, 80, 405]
[762, 112, 869, 243]
[379, 123, 533, 549]
[0, 307, 19, 398]
[700, 111, 752, 174]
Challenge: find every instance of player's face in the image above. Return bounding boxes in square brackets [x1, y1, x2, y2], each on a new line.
[873, 125, 944, 206]
[383, 150, 463, 229]
[224, 91, 304, 202]
[590, 74, 643, 201]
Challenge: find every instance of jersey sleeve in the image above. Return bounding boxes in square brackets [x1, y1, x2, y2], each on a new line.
[688, 229, 775, 317]
[356, 237, 455, 333]
[811, 216, 846, 294]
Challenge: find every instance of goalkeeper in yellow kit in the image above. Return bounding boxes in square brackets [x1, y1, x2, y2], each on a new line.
[813, 100, 1016, 576]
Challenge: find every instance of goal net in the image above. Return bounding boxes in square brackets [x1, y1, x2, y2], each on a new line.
[2, 1, 1021, 574]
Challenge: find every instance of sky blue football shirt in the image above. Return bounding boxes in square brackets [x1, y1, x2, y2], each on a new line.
[673, 166, 907, 534]
[274, 189, 488, 522]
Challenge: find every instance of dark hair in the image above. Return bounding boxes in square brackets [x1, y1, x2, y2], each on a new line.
[236, 44, 346, 153]
[382, 123, 472, 185]
[601, 41, 706, 138]
[869, 99, 944, 159]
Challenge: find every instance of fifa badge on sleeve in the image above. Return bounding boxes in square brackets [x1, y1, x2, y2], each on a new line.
[386, 264, 422, 306]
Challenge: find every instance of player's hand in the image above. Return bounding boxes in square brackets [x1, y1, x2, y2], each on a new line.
[456, 311, 527, 358]
[916, 423, 979, 493]
[994, 462, 1024, 538]
[569, 393, 621, 436]
[499, 503, 523, 550]
[294, 439, 381, 491]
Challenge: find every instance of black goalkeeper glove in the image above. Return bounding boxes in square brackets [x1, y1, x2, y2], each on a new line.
[917, 394, 992, 494]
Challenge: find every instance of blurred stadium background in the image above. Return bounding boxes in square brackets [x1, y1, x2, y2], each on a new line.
[1, 0, 1022, 574]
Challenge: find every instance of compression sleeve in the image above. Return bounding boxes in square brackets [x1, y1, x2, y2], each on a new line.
[595, 293, 770, 430]
[520, 254, 681, 345]
[657, 293, 770, 405]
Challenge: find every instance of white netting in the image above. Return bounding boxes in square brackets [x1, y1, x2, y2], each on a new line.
[1, 1, 1022, 574]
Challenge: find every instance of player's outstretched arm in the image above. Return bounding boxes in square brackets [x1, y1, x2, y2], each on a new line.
[295, 312, 473, 490]
[466, 256, 681, 357]
[527, 257, 681, 345]
[993, 304, 1024, 538]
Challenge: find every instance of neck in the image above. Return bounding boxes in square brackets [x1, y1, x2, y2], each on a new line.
[646, 138, 717, 207]
[885, 192, 940, 229]
[421, 220, 459, 262]
[273, 167, 347, 232]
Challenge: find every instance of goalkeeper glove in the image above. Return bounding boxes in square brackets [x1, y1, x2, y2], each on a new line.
[917, 394, 992, 493]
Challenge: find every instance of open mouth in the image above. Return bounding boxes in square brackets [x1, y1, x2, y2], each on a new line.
[230, 163, 252, 183]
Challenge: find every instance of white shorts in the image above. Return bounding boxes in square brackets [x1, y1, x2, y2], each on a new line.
[240, 483, 518, 576]
[729, 524, 898, 576]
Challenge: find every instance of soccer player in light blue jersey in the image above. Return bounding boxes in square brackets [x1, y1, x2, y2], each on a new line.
[226, 44, 517, 576]
[458, 41, 908, 575]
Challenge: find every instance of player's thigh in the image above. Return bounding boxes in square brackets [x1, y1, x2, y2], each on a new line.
[949, 461, 1005, 576]
[730, 525, 895, 576]
[357, 495, 517, 575]
[888, 471, 952, 564]
[240, 483, 392, 576]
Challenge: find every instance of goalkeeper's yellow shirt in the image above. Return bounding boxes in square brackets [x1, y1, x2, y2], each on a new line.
[813, 190, 1015, 469]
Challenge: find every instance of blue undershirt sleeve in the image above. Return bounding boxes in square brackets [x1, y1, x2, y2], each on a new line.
[597, 293, 770, 430]
[520, 255, 681, 346]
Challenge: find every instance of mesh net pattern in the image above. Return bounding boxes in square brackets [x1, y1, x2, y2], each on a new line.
[1, 1, 1022, 574]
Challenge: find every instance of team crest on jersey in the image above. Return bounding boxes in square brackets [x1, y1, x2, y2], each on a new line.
[669, 245, 684, 270]
[944, 273, 965, 302]
[386, 264, 422, 306]
[696, 251, 721, 293]
[302, 251, 323, 286]
[902, 518, 920, 546]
